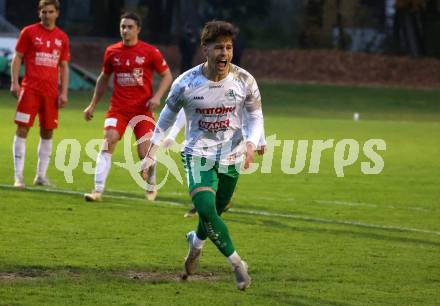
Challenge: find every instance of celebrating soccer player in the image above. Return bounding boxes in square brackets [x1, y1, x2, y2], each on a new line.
[83, 12, 172, 202]
[11, 0, 70, 188]
[163, 108, 267, 218]
[142, 20, 264, 290]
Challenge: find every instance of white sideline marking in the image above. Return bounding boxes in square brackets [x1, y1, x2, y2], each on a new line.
[314, 200, 430, 212]
[1, 184, 439, 237]
[230, 208, 440, 236]
[243, 196, 430, 212]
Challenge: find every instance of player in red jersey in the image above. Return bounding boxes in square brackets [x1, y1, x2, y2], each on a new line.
[10, 0, 70, 188]
[83, 12, 172, 202]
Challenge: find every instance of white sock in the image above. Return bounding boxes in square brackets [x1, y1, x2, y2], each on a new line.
[13, 136, 26, 181]
[192, 233, 206, 249]
[227, 251, 242, 266]
[95, 151, 112, 193]
[36, 138, 52, 178]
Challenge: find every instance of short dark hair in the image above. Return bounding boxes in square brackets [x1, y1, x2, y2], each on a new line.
[200, 20, 237, 45]
[38, 0, 60, 10]
[120, 12, 142, 28]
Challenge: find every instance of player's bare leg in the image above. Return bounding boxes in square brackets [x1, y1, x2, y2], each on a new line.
[85, 129, 119, 202]
[13, 125, 30, 188]
[33, 127, 54, 187]
[138, 139, 157, 201]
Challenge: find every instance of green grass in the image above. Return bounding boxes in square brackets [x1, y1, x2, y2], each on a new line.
[0, 83, 439, 305]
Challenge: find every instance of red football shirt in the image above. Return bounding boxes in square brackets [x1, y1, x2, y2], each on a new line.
[102, 41, 169, 113]
[16, 23, 70, 98]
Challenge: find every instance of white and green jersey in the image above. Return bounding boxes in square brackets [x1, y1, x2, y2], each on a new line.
[152, 63, 264, 165]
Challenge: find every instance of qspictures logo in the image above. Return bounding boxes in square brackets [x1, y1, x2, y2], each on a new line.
[53, 115, 386, 190]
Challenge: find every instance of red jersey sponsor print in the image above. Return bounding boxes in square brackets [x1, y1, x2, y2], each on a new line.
[16, 23, 70, 97]
[103, 41, 169, 114]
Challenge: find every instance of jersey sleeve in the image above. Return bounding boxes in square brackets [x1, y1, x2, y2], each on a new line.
[243, 74, 264, 147]
[15, 27, 30, 54]
[166, 109, 186, 140]
[60, 34, 70, 62]
[165, 79, 185, 112]
[150, 48, 169, 74]
[244, 75, 262, 112]
[102, 48, 113, 74]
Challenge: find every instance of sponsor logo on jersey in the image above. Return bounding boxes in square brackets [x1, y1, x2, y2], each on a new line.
[209, 84, 223, 89]
[193, 96, 204, 100]
[35, 51, 59, 67]
[35, 37, 43, 45]
[195, 106, 236, 115]
[135, 56, 145, 65]
[116, 68, 144, 87]
[113, 57, 121, 66]
[55, 39, 62, 47]
[225, 89, 236, 101]
[198, 119, 230, 132]
[133, 68, 144, 86]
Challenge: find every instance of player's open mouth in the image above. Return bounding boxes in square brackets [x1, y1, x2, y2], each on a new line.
[217, 60, 228, 69]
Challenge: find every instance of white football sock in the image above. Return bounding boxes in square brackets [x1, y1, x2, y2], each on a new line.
[36, 138, 52, 178]
[95, 151, 112, 193]
[192, 233, 206, 249]
[227, 251, 242, 266]
[13, 136, 26, 182]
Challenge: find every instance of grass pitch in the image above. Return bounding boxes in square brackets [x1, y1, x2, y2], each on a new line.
[0, 84, 439, 305]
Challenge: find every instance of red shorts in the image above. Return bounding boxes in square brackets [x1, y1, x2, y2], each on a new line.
[104, 111, 156, 140]
[14, 88, 58, 129]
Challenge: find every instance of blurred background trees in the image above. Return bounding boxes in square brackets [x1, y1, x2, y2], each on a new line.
[1, 0, 440, 58]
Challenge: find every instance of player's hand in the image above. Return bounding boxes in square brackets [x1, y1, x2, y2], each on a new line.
[83, 104, 95, 121]
[10, 82, 21, 98]
[147, 96, 160, 112]
[140, 155, 156, 180]
[257, 145, 266, 155]
[162, 137, 175, 149]
[243, 142, 255, 169]
[58, 93, 68, 108]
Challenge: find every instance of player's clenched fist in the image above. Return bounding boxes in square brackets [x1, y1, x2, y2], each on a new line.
[10, 83, 21, 98]
[83, 104, 95, 121]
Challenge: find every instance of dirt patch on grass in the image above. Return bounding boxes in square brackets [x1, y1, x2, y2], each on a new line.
[0, 268, 227, 283]
[0, 268, 54, 282]
[121, 270, 227, 283]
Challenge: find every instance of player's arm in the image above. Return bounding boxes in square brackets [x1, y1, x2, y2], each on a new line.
[141, 104, 180, 179]
[83, 72, 111, 121]
[147, 68, 173, 111]
[257, 129, 267, 155]
[163, 108, 186, 148]
[243, 77, 264, 169]
[244, 109, 264, 168]
[10, 51, 23, 98]
[142, 78, 185, 174]
[243, 109, 266, 155]
[58, 60, 69, 108]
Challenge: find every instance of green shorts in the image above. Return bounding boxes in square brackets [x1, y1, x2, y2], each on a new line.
[181, 153, 240, 193]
